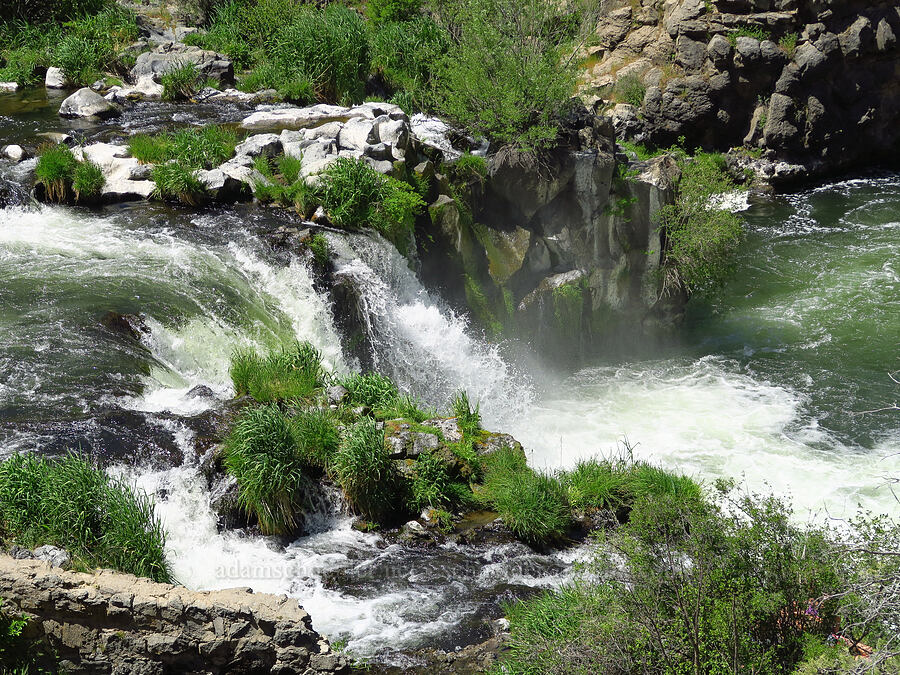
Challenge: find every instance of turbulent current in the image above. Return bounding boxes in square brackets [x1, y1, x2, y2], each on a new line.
[0, 170, 898, 660]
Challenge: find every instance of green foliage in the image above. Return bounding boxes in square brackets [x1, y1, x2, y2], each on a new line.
[552, 282, 582, 337]
[150, 162, 207, 205]
[432, 0, 587, 151]
[71, 160, 104, 202]
[161, 61, 199, 101]
[658, 152, 745, 294]
[369, 17, 450, 113]
[341, 371, 399, 409]
[253, 154, 318, 215]
[367, 0, 422, 24]
[290, 408, 341, 470]
[52, 5, 138, 86]
[618, 140, 665, 161]
[230, 341, 325, 403]
[451, 390, 481, 437]
[332, 417, 402, 523]
[0, 453, 171, 583]
[613, 74, 646, 107]
[409, 451, 453, 511]
[480, 447, 571, 546]
[728, 24, 770, 46]
[316, 158, 424, 246]
[129, 126, 237, 169]
[197, 1, 368, 104]
[223, 404, 306, 535]
[307, 233, 330, 267]
[0, 599, 50, 673]
[34, 144, 79, 203]
[451, 153, 488, 182]
[496, 485, 882, 675]
[779, 32, 799, 57]
[4, 0, 110, 22]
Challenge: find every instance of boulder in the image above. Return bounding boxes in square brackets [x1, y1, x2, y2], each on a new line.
[734, 36, 762, 67]
[793, 41, 826, 75]
[706, 34, 733, 66]
[763, 93, 799, 148]
[32, 545, 70, 569]
[58, 88, 121, 119]
[0, 82, 18, 92]
[337, 118, 378, 152]
[131, 43, 234, 85]
[876, 18, 896, 52]
[839, 16, 874, 58]
[675, 35, 706, 71]
[235, 133, 282, 158]
[2, 145, 24, 162]
[45, 67, 68, 89]
[197, 168, 249, 202]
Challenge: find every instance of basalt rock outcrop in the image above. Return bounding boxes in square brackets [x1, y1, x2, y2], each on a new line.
[583, 0, 900, 182]
[0, 554, 349, 675]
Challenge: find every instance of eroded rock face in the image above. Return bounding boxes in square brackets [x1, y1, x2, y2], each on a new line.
[583, 0, 900, 180]
[0, 554, 349, 675]
[131, 43, 234, 86]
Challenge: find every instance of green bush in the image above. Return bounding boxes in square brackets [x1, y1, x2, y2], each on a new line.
[198, 1, 368, 104]
[230, 341, 325, 403]
[71, 160, 104, 202]
[480, 447, 571, 546]
[613, 74, 646, 107]
[658, 152, 746, 294]
[367, 0, 422, 23]
[317, 158, 424, 246]
[223, 404, 307, 536]
[496, 486, 875, 675]
[150, 162, 207, 205]
[161, 61, 199, 101]
[0, 453, 171, 583]
[432, 0, 588, 151]
[34, 144, 79, 202]
[332, 417, 402, 523]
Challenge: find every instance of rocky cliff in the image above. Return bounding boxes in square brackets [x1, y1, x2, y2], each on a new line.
[0, 555, 348, 674]
[583, 0, 900, 182]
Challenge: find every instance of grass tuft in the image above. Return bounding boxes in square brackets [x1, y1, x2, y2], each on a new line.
[71, 160, 105, 202]
[161, 61, 199, 101]
[332, 417, 401, 523]
[0, 453, 171, 583]
[451, 390, 481, 436]
[223, 404, 306, 536]
[34, 144, 79, 203]
[129, 125, 237, 169]
[230, 341, 325, 403]
[150, 162, 207, 205]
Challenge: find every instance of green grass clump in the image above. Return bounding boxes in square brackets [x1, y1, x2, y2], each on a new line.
[129, 125, 238, 169]
[340, 371, 433, 422]
[71, 160, 105, 202]
[307, 233, 330, 267]
[451, 390, 481, 436]
[332, 417, 402, 523]
[728, 25, 770, 46]
[778, 32, 799, 57]
[451, 153, 488, 182]
[34, 144, 79, 202]
[223, 404, 307, 536]
[559, 459, 632, 511]
[160, 61, 199, 101]
[290, 408, 341, 470]
[613, 74, 646, 107]
[480, 447, 571, 547]
[230, 341, 325, 403]
[252, 154, 318, 215]
[0, 453, 171, 583]
[150, 162, 207, 206]
[409, 451, 453, 511]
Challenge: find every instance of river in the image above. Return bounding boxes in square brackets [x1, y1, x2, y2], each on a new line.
[0, 96, 897, 660]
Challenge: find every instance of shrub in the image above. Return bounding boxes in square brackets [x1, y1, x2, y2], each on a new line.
[317, 158, 424, 247]
[72, 160, 104, 202]
[658, 152, 746, 294]
[0, 453, 171, 583]
[367, 0, 422, 23]
[432, 0, 590, 151]
[230, 341, 325, 403]
[151, 162, 207, 205]
[613, 74, 646, 107]
[480, 447, 571, 546]
[332, 417, 402, 523]
[224, 404, 307, 535]
[34, 144, 79, 202]
[161, 61, 199, 100]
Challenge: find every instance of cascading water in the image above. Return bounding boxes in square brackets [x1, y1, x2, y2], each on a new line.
[328, 232, 533, 426]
